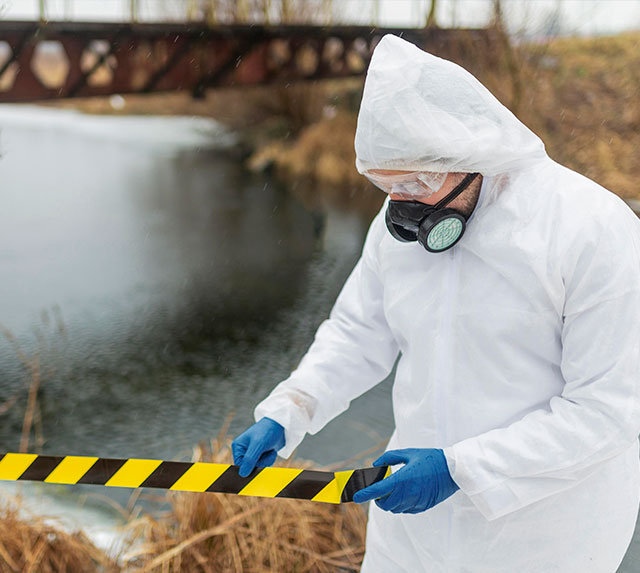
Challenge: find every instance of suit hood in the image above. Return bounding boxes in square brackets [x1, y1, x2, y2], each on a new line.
[355, 34, 547, 176]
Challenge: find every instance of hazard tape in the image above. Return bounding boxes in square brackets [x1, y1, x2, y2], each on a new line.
[0, 453, 391, 504]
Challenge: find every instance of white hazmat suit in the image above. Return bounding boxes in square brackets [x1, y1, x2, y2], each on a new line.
[255, 34, 640, 571]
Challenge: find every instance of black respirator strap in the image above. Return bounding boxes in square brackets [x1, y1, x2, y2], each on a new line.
[433, 172, 480, 210]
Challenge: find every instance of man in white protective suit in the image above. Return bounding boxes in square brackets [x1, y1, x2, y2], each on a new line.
[232, 34, 640, 571]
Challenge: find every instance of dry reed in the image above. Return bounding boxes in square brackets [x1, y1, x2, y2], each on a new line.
[123, 438, 368, 572]
[0, 500, 117, 572]
[0, 439, 370, 572]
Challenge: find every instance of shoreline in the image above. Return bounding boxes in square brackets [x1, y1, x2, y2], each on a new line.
[23, 31, 639, 205]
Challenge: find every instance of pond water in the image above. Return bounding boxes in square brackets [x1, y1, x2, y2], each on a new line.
[0, 106, 637, 570]
[0, 106, 394, 472]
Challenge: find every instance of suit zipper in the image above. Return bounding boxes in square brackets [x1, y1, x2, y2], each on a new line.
[435, 247, 459, 562]
[433, 247, 459, 445]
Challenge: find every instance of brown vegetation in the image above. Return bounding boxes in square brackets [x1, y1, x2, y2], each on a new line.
[0, 501, 116, 572]
[521, 33, 640, 199]
[42, 32, 640, 203]
[246, 32, 640, 202]
[0, 311, 67, 454]
[287, 32, 640, 208]
[124, 439, 367, 572]
[0, 440, 368, 572]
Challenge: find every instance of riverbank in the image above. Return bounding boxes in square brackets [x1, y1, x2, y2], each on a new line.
[43, 31, 640, 203]
[0, 439, 369, 572]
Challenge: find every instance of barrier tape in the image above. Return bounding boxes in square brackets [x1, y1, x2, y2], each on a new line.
[0, 453, 391, 504]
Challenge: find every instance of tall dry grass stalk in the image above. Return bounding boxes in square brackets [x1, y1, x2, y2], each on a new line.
[123, 437, 368, 572]
[1, 310, 66, 453]
[0, 325, 45, 453]
[20, 355, 41, 454]
[0, 501, 117, 572]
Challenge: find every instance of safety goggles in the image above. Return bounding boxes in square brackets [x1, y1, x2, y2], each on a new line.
[364, 170, 448, 199]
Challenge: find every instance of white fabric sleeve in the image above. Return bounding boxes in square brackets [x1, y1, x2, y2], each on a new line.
[254, 208, 400, 458]
[445, 202, 640, 521]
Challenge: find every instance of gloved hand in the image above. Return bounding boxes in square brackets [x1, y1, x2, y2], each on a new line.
[352, 448, 459, 514]
[231, 417, 286, 477]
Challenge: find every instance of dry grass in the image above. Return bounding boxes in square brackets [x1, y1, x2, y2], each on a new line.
[0, 501, 116, 572]
[0, 437, 369, 572]
[123, 438, 368, 572]
[42, 79, 349, 132]
[0, 320, 59, 453]
[249, 111, 359, 186]
[247, 109, 386, 218]
[0, 324, 120, 573]
[248, 32, 640, 202]
[520, 32, 640, 199]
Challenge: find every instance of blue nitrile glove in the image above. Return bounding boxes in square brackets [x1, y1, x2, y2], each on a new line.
[231, 417, 286, 477]
[352, 448, 459, 514]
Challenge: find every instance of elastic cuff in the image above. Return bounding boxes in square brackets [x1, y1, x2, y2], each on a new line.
[442, 447, 457, 481]
[254, 401, 309, 459]
[465, 481, 522, 521]
[444, 444, 520, 521]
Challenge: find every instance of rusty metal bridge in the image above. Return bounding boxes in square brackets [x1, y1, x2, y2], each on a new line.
[0, 0, 495, 102]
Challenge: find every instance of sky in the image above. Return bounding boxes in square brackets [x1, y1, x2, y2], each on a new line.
[0, 1, 638, 37]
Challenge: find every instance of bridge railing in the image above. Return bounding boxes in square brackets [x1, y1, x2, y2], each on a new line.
[0, 1, 499, 103]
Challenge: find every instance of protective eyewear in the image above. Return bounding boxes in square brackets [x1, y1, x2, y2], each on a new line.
[364, 170, 448, 199]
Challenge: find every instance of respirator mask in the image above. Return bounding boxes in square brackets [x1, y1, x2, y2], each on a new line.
[367, 172, 480, 253]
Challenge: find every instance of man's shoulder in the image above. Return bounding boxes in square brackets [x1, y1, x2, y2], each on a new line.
[536, 163, 640, 270]
[511, 161, 637, 233]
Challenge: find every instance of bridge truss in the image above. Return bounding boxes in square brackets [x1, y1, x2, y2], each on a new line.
[0, 21, 494, 101]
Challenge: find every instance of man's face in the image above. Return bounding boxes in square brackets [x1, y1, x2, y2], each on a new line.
[366, 170, 469, 205]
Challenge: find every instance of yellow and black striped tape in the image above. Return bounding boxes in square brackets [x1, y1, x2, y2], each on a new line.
[0, 453, 391, 504]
